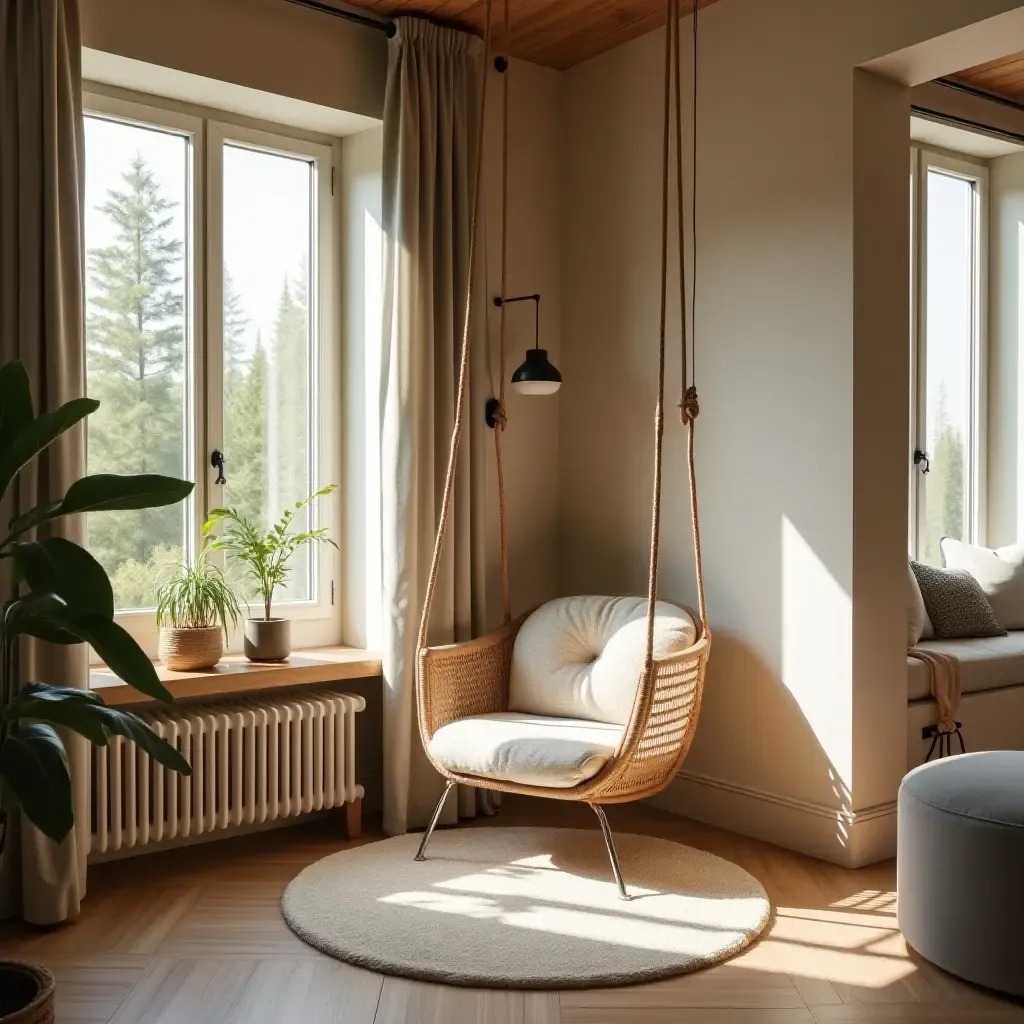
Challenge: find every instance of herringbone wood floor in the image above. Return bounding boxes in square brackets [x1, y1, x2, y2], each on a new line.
[0, 796, 1020, 1023]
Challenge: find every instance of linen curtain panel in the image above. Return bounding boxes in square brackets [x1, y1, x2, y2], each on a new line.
[380, 16, 497, 836]
[0, 0, 89, 923]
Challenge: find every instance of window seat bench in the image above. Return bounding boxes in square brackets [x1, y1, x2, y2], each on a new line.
[907, 635, 1024, 768]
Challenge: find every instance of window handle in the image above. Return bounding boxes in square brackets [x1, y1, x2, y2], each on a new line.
[913, 448, 930, 475]
[211, 449, 227, 485]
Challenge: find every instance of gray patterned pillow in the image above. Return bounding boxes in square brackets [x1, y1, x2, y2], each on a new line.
[910, 561, 1006, 640]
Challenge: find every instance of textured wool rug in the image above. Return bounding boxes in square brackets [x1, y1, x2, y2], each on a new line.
[282, 826, 771, 989]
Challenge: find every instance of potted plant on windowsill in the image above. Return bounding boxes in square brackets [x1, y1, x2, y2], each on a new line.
[156, 530, 242, 671]
[205, 486, 337, 662]
[0, 360, 193, 1022]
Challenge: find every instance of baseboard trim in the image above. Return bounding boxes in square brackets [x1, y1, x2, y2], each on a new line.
[648, 770, 896, 867]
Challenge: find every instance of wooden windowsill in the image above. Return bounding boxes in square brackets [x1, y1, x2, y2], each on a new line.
[90, 646, 382, 708]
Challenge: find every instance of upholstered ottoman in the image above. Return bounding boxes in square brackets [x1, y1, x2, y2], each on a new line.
[898, 752, 1024, 996]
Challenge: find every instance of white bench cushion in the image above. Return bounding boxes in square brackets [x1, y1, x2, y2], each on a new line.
[508, 596, 696, 726]
[428, 712, 623, 789]
[908, 633, 1024, 701]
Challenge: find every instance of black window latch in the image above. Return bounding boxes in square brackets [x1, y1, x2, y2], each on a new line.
[211, 449, 226, 485]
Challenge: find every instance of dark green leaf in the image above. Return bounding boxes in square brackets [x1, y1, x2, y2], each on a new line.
[59, 474, 194, 515]
[0, 362, 34, 453]
[7, 592, 67, 629]
[0, 723, 72, 842]
[0, 398, 97, 508]
[9, 474, 194, 539]
[14, 683, 103, 706]
[7, 501, 63, 539]
[54, 615, 173, 704]
[9, 605, 172, 702]
[6, 687, 191, 776]
[12, 539, 115, 619]
[15, 615, 81, 645]
[91, 707, 191, 774]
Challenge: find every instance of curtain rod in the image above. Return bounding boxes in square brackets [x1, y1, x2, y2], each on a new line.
[935, 77, 1024, 115]
[911, 105, 1024, 149]
[285, 0, 396, 37]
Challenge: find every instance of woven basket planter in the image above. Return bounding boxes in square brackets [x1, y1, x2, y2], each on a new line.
[158, 626, 223, 671]
[0, 962, 55, 1023]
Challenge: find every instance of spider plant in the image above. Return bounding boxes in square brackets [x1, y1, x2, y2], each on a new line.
[156, 533, 242, 635]
[206, 485, 337, 622]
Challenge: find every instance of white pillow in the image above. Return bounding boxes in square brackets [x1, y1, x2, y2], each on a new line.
[941, 538, 1024, 630]
[508, 596, 697, 726]
[908, 561, 933, 647]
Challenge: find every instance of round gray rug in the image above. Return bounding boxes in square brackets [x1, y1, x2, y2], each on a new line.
[282, 826, 771, 989]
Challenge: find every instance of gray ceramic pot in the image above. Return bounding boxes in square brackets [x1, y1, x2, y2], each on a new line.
[244, 618, 291, 662]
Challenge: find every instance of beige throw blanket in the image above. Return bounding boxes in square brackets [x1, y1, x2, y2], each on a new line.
[908, 648, 963, 734]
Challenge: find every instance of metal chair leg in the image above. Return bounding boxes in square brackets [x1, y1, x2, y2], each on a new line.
[590, 803, 630, 900]
[414, 781, 455, 861]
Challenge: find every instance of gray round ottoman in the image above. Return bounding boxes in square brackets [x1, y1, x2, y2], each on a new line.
[898, 751, 1024, 996]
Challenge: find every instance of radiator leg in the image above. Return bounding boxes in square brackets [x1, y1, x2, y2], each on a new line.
[414, 781, 455, 862]
[343, 797, 362, 840]
[590, 803, 630, 901]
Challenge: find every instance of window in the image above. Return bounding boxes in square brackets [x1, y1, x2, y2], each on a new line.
[84, 92, 339, 652]
[910, 148, 987, 564]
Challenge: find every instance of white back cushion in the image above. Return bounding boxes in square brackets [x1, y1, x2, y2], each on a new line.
[941, 538, 1024, 630]
[908, 561, 933, 646]
[508, 596, 697, 726]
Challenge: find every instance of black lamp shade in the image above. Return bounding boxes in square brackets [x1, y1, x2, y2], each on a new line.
[511, 348, 561, 395]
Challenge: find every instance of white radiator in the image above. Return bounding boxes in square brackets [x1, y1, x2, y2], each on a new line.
[91, 689, 365, 856]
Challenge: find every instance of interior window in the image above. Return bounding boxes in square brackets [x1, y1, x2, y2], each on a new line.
[910, 149, 985, 564]
[83, 93, 337, 652]
[84, 115, 193, 610]
[221, 143, 317, 605]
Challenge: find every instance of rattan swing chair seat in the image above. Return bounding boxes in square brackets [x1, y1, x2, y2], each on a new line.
[412, 0, 707, 897]
[418, 609, 710, 804]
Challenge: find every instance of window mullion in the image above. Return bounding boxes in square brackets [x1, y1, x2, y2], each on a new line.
[205, 122, 227, 534]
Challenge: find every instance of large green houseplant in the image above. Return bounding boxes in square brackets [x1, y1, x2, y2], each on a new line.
[0, 359, 193, 852]
[206, 485, 336, 661]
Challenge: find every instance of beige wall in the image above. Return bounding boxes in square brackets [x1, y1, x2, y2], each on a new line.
[988, 150, 1024, 548]
[482, 59, 563, 617]
[561, 0, 1024, 866]
[80, 0, 387, 120]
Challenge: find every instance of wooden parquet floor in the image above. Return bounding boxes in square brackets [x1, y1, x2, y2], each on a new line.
[0, 796, 1020, 1023]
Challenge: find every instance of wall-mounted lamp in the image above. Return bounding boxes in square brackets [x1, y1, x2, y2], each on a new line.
[495, 293, 561, 396]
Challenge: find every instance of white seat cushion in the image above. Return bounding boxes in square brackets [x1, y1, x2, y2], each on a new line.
[509, 596, 696, 725]
[908, 633, 1024, 701]
[428, 712, 623, 789]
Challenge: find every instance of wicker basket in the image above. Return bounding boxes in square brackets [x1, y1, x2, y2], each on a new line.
[0, 962, 55, 1023]
[158, 626, 223, 671]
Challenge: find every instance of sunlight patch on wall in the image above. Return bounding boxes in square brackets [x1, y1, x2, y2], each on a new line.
[781, 516, 852, 792]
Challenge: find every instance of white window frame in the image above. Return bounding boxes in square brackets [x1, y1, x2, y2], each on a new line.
[83, 89, 341, 658]
[909, 146, 989, 560]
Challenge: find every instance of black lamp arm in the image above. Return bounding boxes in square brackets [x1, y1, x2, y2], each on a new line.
[494, 293, 541, 349]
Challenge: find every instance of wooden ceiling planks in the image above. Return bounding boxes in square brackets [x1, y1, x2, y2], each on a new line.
[953, 51, 1024, 104]
[339, 0, 722, 69]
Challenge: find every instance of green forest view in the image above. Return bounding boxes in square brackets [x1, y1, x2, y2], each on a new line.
[85, 151, 312, 612]
[922, 383, 965, 566]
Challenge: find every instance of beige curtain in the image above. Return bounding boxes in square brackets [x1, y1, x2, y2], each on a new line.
[380, 16, 498, 836]
[0, 0, 89, 923]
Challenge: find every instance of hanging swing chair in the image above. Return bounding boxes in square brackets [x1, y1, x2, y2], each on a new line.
[414, 0, 709, 900]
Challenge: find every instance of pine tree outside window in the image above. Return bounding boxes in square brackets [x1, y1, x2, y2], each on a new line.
[83, 92, 340, 657]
